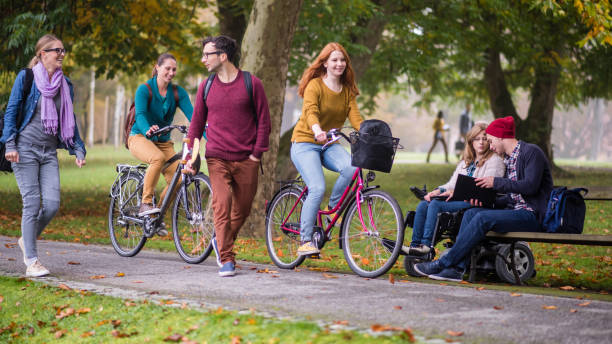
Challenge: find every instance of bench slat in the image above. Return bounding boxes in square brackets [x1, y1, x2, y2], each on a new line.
[485, 232, 612, 246]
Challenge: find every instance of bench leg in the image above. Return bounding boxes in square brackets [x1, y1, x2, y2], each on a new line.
[468, 249, 478, 282]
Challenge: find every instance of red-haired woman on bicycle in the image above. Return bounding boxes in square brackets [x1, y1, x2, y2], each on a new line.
[290, 42, 363, 256]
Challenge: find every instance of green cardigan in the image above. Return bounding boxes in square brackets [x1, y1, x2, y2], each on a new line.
[131, 76, 193, 142]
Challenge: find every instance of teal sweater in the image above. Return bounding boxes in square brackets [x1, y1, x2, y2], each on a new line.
[131, 76, 193, 142]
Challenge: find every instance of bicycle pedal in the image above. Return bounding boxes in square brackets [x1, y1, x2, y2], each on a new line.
[307, 253, 321, 259]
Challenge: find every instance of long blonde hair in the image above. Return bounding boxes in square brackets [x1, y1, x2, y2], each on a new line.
[462, 122, 494, 167]
[28, 34, 62, 68]
[297, 42, 359, 98]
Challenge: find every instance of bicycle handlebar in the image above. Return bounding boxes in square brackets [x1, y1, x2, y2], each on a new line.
[147, 125, 188, 138]
[322, 128, 351, 149]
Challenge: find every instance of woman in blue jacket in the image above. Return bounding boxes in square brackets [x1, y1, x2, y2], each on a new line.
[1, 34, 86, 277]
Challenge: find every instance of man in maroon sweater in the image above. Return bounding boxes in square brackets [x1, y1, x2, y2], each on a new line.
[186, 35, 271, 277]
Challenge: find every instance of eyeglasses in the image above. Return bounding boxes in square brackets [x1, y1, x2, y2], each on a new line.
[202, 51, 222, 59]
[43, 48, 66, 55]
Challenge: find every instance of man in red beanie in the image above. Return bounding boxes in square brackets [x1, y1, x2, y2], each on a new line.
[414, 115, 553, 282]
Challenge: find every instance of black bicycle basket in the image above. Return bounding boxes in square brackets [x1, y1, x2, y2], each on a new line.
[349, 119, 399, 173]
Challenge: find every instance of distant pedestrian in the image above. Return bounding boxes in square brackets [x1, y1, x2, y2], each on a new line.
[459, 103, 473, 142]
[426, 110, 449, 163]
[0, 34, 86, 277]
[185, 35, 271, 277]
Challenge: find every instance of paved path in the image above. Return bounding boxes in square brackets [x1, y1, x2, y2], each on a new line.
[1, 236, 611, 344]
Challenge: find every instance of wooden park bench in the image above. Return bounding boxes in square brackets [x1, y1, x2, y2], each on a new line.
[473, 196, 612, 285]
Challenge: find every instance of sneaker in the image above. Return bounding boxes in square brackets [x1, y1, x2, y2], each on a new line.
[26, 260, 50, 277]
[211, 237, 222, 267]
[18, 237, 26, 264]
[297, 241, 320, 256]
[218, 261, 236, 277]
[429, 267, 464, 282]
[138, 203, 160, 216]
[408, 244, 431, 255]
[413, 260, 444, 277]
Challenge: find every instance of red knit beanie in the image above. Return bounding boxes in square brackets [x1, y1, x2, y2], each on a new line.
[486, 116, 515, 139]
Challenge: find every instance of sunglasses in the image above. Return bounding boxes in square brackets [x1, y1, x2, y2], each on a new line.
[43, 48, 66, 54]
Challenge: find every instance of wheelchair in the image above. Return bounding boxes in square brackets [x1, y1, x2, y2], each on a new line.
[401, 187, 536, 284]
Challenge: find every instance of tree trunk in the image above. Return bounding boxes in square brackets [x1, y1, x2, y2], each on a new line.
[590, 98, 604, 160]
[103, 95, 109, 145]
[483, 48, 518, 119]
[349, 0, 397, 82]
[239, 0, 304, 237]
[217, 0, 250, 59]
[113, 84, 125, 148]
[88, 68, 95, 147]
[519, 61, 561, 164]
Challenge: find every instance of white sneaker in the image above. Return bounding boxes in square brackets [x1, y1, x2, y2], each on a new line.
[26, 260, 50, 277]
[18, 237, 26, 264]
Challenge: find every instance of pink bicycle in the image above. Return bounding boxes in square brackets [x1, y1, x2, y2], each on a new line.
[265, 128, 404, 278]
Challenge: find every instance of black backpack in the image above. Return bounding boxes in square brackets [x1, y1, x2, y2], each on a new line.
[349, 119, 399, 173]
[542, 187, 588, 234]
[1, 68, 34, 172]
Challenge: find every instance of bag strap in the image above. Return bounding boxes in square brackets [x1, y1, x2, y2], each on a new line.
[15, 68, 34, 129]
[145, 83, 153, 108]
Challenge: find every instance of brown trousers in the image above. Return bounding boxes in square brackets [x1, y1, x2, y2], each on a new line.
[207, 157, 259, 264]
[128, 134, 180, 205]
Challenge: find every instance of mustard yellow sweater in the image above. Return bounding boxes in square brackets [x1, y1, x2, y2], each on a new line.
[291, 78, 363, 144]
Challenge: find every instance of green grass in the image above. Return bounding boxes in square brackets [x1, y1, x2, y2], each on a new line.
[0, 145, 611, 297]
[0, 276, 418, 343]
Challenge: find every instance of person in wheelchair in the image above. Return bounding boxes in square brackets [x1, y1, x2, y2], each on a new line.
[414, 116, 553, 282]
[408, 122, 505, 255]
[127, 53, 194, 224]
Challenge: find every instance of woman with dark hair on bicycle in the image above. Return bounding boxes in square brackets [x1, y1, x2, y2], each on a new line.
[290, 42, 363, 256]
[1, 34, 86, 277]
[128, 53, 193, 230]
[408, 121, 505, 255]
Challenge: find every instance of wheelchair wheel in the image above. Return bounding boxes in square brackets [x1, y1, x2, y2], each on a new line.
[495, 242, 535, 284]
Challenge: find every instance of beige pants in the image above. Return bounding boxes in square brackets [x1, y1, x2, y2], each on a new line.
[128, 134, 180, 205]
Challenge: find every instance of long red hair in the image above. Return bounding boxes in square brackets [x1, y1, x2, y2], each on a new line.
[297, 42, 359, 98]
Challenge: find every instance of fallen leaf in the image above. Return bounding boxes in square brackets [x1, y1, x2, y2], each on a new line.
[393, 306, 402, 310]
[54, 329, 67, 338]
[58, 284, 71, 291]
[447, 330, 464, 336]
[148, 291, 160, 295]
[131, 281, 144, 283]
[7, 258, 15, 261]
[559, 286, 575, 291]
[89, 275, 105, 280]
[389, 274, 395, 284]
[542, 305, 557, 310]
[510, 292, 521, 297]
[125, 301, 136, 307]
[322, 273, 338, 279]
[334, 320, 349, 325]
[578, 301, 591, 307]
[570, 309, 578, 313]
[233, 318, 240, 326]
[111, 329, 137, 338]
[67, 261, 80, 265]
[436, 298, 446, 302]
[56, 308, 75, 319]
[160, 300, 175, 305]
[476, 287, 485, 291]
[459, 281, 470, 284]
[4, 243, 17, 248]
[81, 331, 95, 338]
[111, 319, 121, 328]
[231, 336, 241, 344]
[493, 306, 504, 310]
[0, 295, 3, 303]
[115, 272, 125, 277]
[361, 257, 370, 266]
[76, 308, 91, 315]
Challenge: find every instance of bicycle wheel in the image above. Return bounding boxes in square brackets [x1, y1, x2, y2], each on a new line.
[172, 173, 214, 264]
[265, 187, 306, 269]
[342, 189, 404, 278]
[109, 173, 147, 257]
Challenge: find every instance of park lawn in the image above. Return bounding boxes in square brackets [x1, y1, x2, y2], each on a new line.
[0, 145, 610, 296]
[0, 276, 418, 343]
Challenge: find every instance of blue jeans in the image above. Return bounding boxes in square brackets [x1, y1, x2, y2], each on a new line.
[411, 200, 471, 246]
[290, 142, 356, 241]
[439, 207, 541, 270]
[12, 142, 61, 263]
